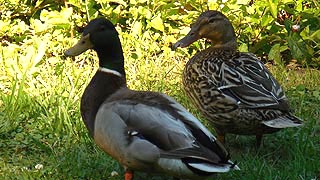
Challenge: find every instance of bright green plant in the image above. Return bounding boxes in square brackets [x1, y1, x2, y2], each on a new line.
[2, 0, 319, 65]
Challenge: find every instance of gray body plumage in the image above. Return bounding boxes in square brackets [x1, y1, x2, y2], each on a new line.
[65, 17, 238, 179]
[93, 86, 235, 179]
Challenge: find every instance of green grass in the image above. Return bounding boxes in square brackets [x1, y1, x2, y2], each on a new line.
[1, 18, 320, 180]
[1, 43, 320, 179]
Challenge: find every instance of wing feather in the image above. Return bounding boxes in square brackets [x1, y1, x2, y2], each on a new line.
[209, 52, 288, 110]
[103, 90, 230, 163]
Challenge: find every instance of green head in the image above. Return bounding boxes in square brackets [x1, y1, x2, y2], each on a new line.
[65, 17, 125, 75]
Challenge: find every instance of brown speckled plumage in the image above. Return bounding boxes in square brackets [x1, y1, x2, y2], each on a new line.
[173, 10, 302, 146]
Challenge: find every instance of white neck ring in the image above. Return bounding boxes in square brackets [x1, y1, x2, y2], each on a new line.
[98, 67, 122, 77]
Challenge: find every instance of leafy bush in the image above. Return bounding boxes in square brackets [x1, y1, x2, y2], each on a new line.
[2, 0, 319, 65]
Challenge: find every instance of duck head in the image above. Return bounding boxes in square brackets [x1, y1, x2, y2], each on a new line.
[173, 10, 237, 50]
[65, 17, 125, 75]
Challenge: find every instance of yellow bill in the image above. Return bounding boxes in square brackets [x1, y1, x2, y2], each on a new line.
[65, 34, 93, 56]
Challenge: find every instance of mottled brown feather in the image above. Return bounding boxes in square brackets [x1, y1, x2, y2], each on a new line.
[174, 10, 302, 144]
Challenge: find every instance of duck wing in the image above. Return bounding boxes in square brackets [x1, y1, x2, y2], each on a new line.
[97, 89, 235, 171]
[214, 53, 289, 111]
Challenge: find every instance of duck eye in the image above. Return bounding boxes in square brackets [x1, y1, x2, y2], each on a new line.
[100, 25, 106, 31]
[208, 18, 215, 23]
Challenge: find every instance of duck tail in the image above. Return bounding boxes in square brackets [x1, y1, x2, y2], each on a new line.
[182, 158, 239, 176]
[262, 114, 303, 128]
[229, 160, 240, 170]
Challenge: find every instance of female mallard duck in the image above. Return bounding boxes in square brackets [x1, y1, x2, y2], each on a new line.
[64, 17, 238, 180]
[173, 10, 302, 147]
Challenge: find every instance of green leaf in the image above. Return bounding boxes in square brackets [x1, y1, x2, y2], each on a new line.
[131, 21, 142, 36]
[236, 0, 251, 4]
[268, 44, 282, 65]
[284, 19, 293, 33]
[296, 84, 306, 91]
[286, 33, 313, 62]
[239, 43, 248, 52]
[296, 0, 303, 12]
[310, 29, 320, 40]
[149, 14, 164, 32]
[280, 45, 289, 52]
[40, 8, 73, 25]
[261, 15, 273, 27]
[267, 0, 279, 18]
[138, 6, 152, 19]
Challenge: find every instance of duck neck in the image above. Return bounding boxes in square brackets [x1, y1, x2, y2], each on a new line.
[97, 54, 126, 77]
[81, 66, 127, 137]
[211, 40, 237, 50]
[209, 24, 238, 51]
[96, 41, 126, 77]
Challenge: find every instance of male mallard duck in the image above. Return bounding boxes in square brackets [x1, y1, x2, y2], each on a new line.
[173, 10, 302, 147]
[64, 17, 238, 180]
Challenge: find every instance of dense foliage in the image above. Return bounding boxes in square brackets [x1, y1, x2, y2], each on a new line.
[1, 0, 319, 66]
[1, 0, 319, 179]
